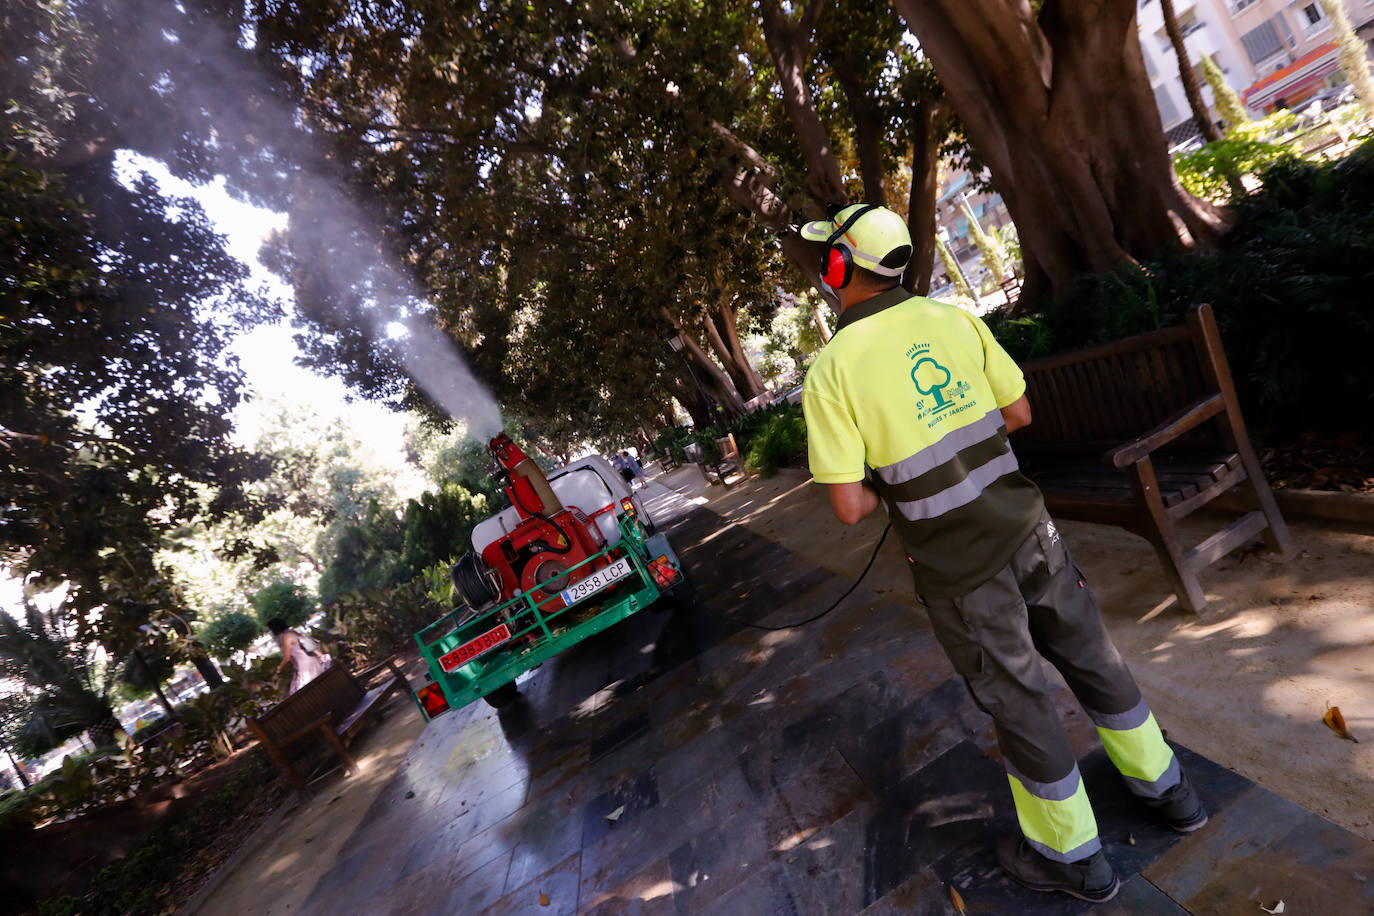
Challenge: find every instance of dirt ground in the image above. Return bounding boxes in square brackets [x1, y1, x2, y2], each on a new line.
[187, 465, 1374, 912]
[683, 465, 1374, 844]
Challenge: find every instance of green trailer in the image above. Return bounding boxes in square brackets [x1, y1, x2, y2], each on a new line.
[414, 509, 689, 715]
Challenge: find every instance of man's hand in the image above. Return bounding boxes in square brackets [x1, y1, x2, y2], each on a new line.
[828, 480, 880, 525]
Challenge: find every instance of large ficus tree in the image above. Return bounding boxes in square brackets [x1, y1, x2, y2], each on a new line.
[2, 1, 278, 660]
[241, 0, 952, 435]
[890, 0, 1227, 298]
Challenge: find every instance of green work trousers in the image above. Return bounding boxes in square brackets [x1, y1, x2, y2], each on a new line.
[922, 511, 1180, 863]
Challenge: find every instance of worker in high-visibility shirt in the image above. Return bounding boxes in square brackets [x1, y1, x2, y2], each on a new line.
[799, 204, 1207, 904]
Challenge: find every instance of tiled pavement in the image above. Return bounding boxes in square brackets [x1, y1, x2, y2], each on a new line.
[298, 480, 1374, 915]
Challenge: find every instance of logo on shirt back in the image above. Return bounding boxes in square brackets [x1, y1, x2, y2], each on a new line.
[910, 347, 970, 423]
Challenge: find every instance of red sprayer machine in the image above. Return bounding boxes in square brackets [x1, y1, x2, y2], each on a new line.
[414, 433, 692, 713]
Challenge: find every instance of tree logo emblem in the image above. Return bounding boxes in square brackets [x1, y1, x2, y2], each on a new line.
[910, 349, 969, 419]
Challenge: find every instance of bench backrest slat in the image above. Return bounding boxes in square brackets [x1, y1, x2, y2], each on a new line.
[252, 665, 364, 744]
[1018, 320, 1213, 448]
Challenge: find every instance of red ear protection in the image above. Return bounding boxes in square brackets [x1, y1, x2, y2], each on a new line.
[822, 246, 852, 288]
[820, 204, 877, 290]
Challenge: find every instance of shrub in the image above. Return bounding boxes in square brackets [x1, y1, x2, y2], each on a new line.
[249, 580, 313, 630]
[1174, 137, 1294, 203]
[743, 409, 808, 477]
[653, 425, 696, 464]
[990, 138, 1374, 439]
[37, 758, 278, 916]
[201, 612, 262, 661]
[401, 482, 490, 578]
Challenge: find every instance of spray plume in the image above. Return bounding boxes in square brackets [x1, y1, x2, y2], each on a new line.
[97, 1, 503, 438]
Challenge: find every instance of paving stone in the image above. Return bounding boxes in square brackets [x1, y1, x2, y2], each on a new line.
[480, 851, 582, 916]
[578, 854, 677, 915]
[288, 488, 1374, 916]
[692, 861, 802, 916]
[1146, 781, 1374, 913]
[581, 768, 661, 849]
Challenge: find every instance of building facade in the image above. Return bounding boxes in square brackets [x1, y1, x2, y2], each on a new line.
[1138, 0, 1374, 146]
[929, 167, 1014, 298]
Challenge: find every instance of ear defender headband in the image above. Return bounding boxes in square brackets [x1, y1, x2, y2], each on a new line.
[820, 204, 878, 290]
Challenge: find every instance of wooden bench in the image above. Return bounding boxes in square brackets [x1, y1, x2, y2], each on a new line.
[1012, 304, 1294, 614]
[685, 434, 744, 488]
[246, 659, 413, 790]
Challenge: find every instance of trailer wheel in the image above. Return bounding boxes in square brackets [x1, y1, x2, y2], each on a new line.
[483, 682, 520, 708]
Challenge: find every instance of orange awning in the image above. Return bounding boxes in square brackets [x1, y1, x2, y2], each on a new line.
[1242, 42, 1339, 109]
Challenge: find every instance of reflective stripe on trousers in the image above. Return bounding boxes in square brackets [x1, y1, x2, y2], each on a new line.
[922, 511, 1181, 863]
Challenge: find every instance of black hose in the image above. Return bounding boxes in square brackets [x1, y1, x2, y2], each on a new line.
[746, 524, 892, 631]
[451, 553, 498, 608]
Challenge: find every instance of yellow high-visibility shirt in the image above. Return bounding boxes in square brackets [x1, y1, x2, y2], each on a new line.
[803, 288, 1043, 596]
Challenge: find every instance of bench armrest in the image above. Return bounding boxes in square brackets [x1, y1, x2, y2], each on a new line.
[1106, 394, 1227, 469]
[354, 657, 406, 689]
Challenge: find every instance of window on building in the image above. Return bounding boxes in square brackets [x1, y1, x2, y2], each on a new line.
[1240, 19, 1284, 63]
[1297, 3, 1327, 33]
[1232, 0, 1258, 11]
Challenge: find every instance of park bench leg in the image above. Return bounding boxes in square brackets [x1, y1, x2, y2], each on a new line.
[1235, 456, 1296, 561]
[1146, 537, 1209, 615]
[316, 723, 359, 776]
[248, 719, 306, 790]
[1129, 457, 1209, 614]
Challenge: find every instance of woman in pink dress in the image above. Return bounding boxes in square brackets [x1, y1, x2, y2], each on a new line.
[267, 617, 328, 694]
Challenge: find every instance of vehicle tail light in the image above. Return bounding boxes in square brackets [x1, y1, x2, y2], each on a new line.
[647, 554, 681, 588]
[418, 682, 450, 718]
[620, 497, 637, 519]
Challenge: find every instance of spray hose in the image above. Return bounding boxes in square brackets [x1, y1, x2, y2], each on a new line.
[746, 523, 891, 631]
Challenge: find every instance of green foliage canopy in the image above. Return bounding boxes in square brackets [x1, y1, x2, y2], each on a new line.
[201, 612, 263, 661]
[250, 581, 314, 630]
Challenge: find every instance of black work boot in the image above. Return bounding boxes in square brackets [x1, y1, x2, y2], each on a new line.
[996, 836, 1120, 903]
[1143, 769, 1208, 833]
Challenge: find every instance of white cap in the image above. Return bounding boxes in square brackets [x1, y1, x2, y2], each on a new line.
[800, 204, 913, 278]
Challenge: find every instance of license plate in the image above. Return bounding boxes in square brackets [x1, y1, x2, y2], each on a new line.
[439, 622, 512, 672]
[560, 557, 634, 606]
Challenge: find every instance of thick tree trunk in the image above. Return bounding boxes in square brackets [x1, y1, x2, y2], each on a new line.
[890, 0, 1228, 300]
[663, 312, 747, 420]
[702, 281, 766, 402]
[667, 376, 715, 429]
[905, 98, 944, 295]
[1160, 0, 1223, 144]
[188, 651, 224, 689]
[4, 744, 31, 788]
[832, 54, 888, 206]
[759, 0, 848, 208]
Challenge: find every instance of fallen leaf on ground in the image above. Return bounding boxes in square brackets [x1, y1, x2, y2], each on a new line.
[949, 885, 966, 914]
[605, 805, 625, 822]
[1324, 705, 1359, 742]
[539, 891, 550, 906]
[1260, 901, 1284, 914]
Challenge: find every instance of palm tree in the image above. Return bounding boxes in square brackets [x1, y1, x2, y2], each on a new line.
[0, 602, 126, 754]
[1160, 0, 1222, 144]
